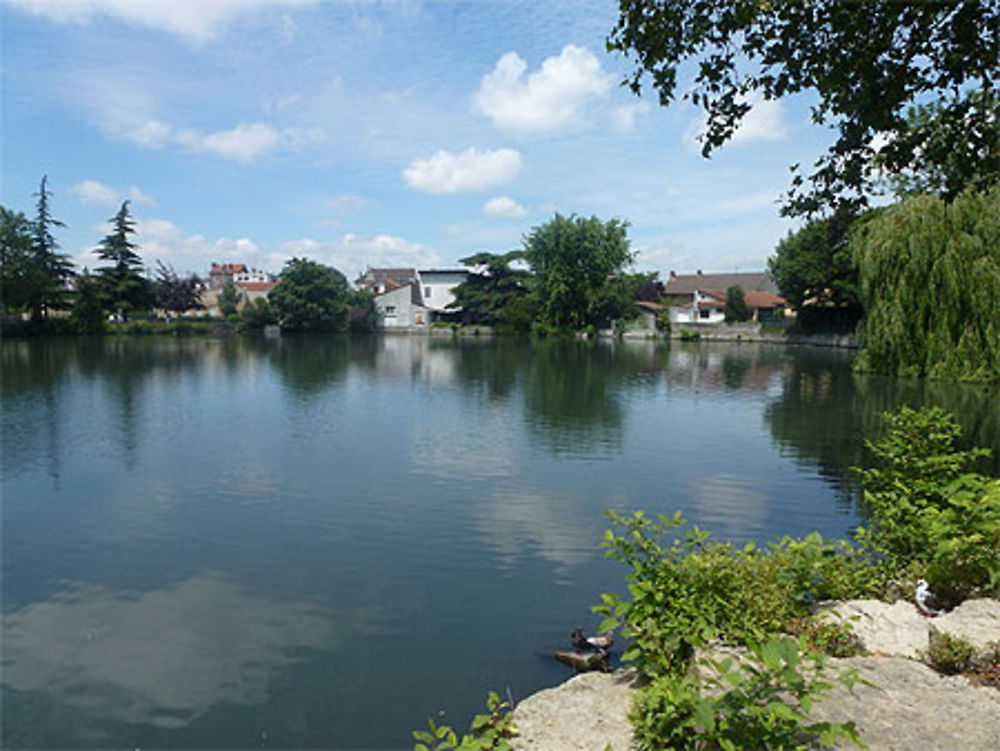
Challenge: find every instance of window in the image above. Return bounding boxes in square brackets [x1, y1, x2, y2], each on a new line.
[424, 287, 432, 298]
[699, 309, 711, 319]
[385, 305, 396, 317]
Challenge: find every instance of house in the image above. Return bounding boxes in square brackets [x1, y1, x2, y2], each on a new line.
[235, 279, 278, 306]
[208, 262, 248, 290]
[360, 267, 468, 330]
[663, 270, 785, 325]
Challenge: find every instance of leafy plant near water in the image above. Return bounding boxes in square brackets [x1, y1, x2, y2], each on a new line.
[926, 632, 977, 676]
[413, 692, 517, 751]
[854, 406, 1000, 604]
[593, 511, 874, 677]
[629, 636, 868, 751]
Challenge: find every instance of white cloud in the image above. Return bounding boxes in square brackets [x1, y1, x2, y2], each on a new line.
[473, 45, 612, 136]
[67, 179, 119, 207]
[482, 195, 527, 219]
[4, 0, 319, 41]
[686, 97, 789, 150]
[124, 120, 283, 163]
[402, 147, 522, 194]
[611, 101, 649, 132]
[68, 179, 156, 208]
[278, 233, 441, 280]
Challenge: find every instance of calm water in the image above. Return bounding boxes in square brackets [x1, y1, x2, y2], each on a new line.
[3, 335, 998, 749]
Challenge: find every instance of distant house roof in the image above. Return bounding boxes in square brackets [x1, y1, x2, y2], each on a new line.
[356, 267, 417, 288]
[697, 289, 786, 309]
[663, 271, 777, 295]
[637, 301, 665, 313]
[211, 263, 248, 275]
[372, 280, 424, 307]
[236, 281, 278, 292]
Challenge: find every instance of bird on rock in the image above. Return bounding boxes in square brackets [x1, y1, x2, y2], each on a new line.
[571, 627, 614, 651]
[915, 579, 945, 617]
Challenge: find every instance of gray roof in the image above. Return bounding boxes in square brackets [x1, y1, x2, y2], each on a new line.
[356, 267, 416, 287]
[663, 271, 777, 295]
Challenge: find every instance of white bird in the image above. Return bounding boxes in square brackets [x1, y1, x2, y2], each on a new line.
[915, 579, 944, 617]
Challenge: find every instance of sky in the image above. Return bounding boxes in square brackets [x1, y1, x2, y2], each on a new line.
[2, 0, 832, 281]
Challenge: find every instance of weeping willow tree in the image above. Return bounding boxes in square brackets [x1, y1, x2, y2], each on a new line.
[853, 187, 1000, 382]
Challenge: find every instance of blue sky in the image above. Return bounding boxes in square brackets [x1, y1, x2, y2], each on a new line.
[2, 0, 830, 281]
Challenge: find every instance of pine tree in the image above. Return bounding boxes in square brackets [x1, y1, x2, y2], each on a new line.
[27, 176, 74, 319]
[94, 201, 153, 321]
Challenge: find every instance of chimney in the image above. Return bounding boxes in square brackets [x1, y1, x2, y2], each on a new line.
[669, 270, 676, 278]
[697, 269, 703, 275]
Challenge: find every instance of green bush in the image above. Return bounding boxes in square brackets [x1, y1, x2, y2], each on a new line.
[927, 633, 976, 675]
[593, 512, 874, 678]
[679, 328, 700, 341]
[629, 636, 867, 751]
[854, 406, 1000, 604]
[413, 692, 516, 751]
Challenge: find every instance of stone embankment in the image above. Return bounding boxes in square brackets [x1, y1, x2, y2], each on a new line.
[511, 599, 1000, 751]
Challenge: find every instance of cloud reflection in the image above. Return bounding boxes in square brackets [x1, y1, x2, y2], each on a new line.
[2, 573, 335, 731]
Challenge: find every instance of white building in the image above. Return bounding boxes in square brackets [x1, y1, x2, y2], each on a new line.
[358, 267, 468, 330]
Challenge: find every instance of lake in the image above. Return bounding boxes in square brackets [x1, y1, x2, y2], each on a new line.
[3, 335, 998, 748]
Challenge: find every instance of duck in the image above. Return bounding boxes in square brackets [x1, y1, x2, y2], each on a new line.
[554, 649, 610, 673]
[571, 627, 614, 651]
[915, 578, 945, 617]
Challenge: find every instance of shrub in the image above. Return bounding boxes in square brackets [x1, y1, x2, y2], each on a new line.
[927, 633, 976, 675]
[679, 328, 700, 341]
[854, 407, 999, 604]
[593, 512, 874, 678]
[629, 636, 867, 751]
[413, 692, 516, 751]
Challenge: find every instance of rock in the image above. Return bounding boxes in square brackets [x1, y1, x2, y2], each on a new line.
[511, 670, 636, 751]
[813, 656, 1000, 750]
[816, 599, 929, 659]
[931, 599, 1000, 655]
[554, 649, 610, 673]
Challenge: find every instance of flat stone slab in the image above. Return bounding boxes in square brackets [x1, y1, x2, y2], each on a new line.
[817, 599, 930, 659]
[932, 598, 1000, 654]
[814, 656, 1000, 750]
[511, 670, 636, 751]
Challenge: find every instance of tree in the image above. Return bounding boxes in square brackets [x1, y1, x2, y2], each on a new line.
[217, 281, 243, 317]
[608, 1, 1000, 215]
[522, 214, 634, 329]
[27, 176, 74, 319]
[94, 201, 153, 320]
[347, 288, 377, 332]
[0, 205, 34, 313]
[268, 257, 351, 332]
[723, 285, 751, 323]
[70, 270, 106, 334]
[885, 88, 1000, 201]
[154, 260, 202, 315]
[853, 186, 1000, 382]
[767, 214, 859, 311]
[449, 250, 533, 327]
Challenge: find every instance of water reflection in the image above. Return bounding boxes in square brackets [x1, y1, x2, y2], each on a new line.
[2, 574, 336, 744]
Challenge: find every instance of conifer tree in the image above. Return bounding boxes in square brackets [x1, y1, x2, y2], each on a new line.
[27, 176, 74, 319]
[94, 200, 153, 321]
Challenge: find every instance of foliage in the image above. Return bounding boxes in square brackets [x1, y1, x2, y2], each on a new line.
[94, 201, 153, 321]
[413, 692, 517, 751]
[679, 328, 700, 341]
[885, 88, 1000, 201]
[853, 187, 1000, 382]
[70, 272, 106, 334]
[608, 1, 1000, 215]
[723, 285, 751, 323]
[927, 633, 977, 676]
[154, 261, 202, 314]
[630, 636, 867, 751]
[594, 512, 874, 679]
[655, 310, 670, 334]
[449, 250, 533, 329]
[269, 257, 351, 332]
[240, 298, 278, 329]
[0, 205, 35, 313]
[854, 407, 999, 604]
[27, 176, 75, 319]
[217, 281, 243, 317]
[523, 214, 634, 329]
[347, 288, 377, 332]
[767, 214, 860, 311]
